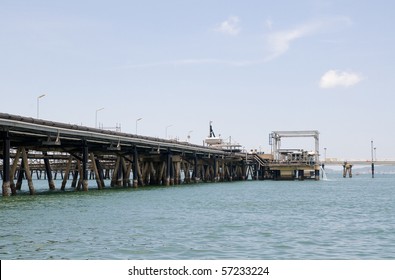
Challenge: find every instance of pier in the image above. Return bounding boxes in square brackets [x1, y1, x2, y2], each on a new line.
[0, 113, 257, 196]
[0, 113, 329, 196]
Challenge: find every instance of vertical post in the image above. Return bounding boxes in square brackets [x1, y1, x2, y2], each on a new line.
[133, 146, 139, 187]
[95, 158, 105, 188]
[37, 94, 46, 119]
[2, 131, 11, 196]
[371, 140, 374, 178]
[193, 155, 198, 183]
[10, 147, 22, 194]
[166, 149, 172, 186]
[213, 157, 218, 182]
[21, 148, 35, 195]
[71, 162, 79, 188]
[61, 156, 73, 190]
[82, 140, 89, 191]
[43, 152, 56, 190]
[90, 153, 103, 189]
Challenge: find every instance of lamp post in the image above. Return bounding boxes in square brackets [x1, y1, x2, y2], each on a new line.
[135, 118, 142, 134]
[371, 140, 374, 178]
[95, 107, 104, 128]
[165, 124, 173, 139]
[37, 94, 46, 118]
[187, 130, 193, 142]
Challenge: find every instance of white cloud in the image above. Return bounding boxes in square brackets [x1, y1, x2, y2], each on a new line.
[265, 22, 320, 61]
[215, 16, 241, 36]
[319, 70, 363, 88]
[265, 17, 352, 61]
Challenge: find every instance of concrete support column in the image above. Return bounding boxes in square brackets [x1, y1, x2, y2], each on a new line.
[133, 146, 139, 187]
[43, 152, 56, 190]
[193, 155, 198, 183]
[82, 140, 89, 191]
[61, 156, 73, 190]
[213, 157, 218, 182]
[2, 131, 11, 196]
[166, 149, 172, 186]
[21, 148, 35, 195]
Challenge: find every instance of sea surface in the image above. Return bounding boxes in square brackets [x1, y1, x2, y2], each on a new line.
[1, 173, 394, 260]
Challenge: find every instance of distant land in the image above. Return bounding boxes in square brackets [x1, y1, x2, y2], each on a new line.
[325, 165, 395, 175]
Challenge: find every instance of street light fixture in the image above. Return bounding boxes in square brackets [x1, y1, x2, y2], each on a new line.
[95, 107, 104, 128]
[135, 117, 142, 134]
[37, 94, 46, 118]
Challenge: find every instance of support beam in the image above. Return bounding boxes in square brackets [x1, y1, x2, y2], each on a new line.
[166, 149, 172, 186]
[71, 161, 79, 188]
[90, 153, 103, 189]
[43, 152, 56, 190]
[193, 155, 198, 183]
[82, 140, 89, 191]
[111, 156, 121, 187]
[9, 147, 22, 195]
[61, 156, 73, 190]
[21, 147, 35, 195]
[133, 147, 139, 187]
[2, 131, 11, 196]
[95, 158, 106, 188]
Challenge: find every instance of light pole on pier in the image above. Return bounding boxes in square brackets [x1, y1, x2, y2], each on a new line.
[165, 124, 173, 139]
[371, 140, 375, 178]
[187, 130, 193, 142]
[95, 107, 104, 128]
[135, 117, 142, 134]
[37, 94, 46, 118]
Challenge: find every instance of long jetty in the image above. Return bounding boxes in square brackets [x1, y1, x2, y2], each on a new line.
[0, 113, 257, 196]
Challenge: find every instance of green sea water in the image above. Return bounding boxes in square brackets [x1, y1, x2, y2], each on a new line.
[1, 173, 394, 259]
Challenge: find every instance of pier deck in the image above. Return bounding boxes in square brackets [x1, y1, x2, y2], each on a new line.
[1, 113, 251, 196]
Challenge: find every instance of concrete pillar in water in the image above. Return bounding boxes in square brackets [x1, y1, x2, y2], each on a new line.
[213, 157, 218, 182]
[82, 140, 89, 191]
[371, 163, 375, 178]
[133, 146, 139, 188]
[9, 147, 21, 195]
[43, 152, 56, 190]
[21, 148, 35, 195]
[2, 131, 11, 196]
[166, 149, 172, 186]
[193, 155, 198, 183]
[342, 162, 352, 178]
[61, 156, 73, 191]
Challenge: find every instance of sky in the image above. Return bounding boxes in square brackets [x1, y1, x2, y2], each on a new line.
[1, 0, 395, 160]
